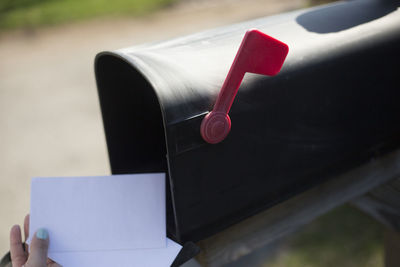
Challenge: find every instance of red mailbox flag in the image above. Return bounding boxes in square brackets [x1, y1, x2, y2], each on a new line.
[201, 29, 289, 144]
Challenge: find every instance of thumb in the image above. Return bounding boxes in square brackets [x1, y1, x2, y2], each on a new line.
[26, 228, 49, 267]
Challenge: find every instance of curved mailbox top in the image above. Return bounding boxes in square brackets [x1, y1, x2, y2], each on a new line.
[95, 0, 400, 242]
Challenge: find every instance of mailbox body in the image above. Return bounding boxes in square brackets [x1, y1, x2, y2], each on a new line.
[95, 0, 400, 242]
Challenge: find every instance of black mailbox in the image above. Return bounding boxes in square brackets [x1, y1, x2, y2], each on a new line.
[95, 0, 400, 243]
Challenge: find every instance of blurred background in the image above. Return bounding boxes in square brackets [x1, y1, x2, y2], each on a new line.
[0, 0, 385, 266]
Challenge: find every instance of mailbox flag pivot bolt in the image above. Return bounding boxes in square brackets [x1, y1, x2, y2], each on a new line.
[200, 29, 289, 144]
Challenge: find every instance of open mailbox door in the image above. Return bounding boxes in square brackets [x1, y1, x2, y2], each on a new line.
[95, 0, 400, 243]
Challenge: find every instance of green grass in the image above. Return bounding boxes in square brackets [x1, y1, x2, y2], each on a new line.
[0, 0, 176, 30]
[265, 205, 384, 267]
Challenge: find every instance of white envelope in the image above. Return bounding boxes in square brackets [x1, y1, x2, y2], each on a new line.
[49, 238, 182, 267]
[29, 174, 166, 252]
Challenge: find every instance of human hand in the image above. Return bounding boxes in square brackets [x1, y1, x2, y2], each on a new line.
[10, 215, 61, 267]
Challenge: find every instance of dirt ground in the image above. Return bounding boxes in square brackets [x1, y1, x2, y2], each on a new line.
[0, 0, 306, 256]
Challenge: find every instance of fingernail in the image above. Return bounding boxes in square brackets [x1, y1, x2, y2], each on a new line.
[36, 228, 48, 240]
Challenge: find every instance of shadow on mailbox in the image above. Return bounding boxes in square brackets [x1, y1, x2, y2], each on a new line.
[95, 0, 400, 244]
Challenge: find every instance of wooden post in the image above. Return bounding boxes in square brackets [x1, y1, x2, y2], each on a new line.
[385, 228, 400, 267]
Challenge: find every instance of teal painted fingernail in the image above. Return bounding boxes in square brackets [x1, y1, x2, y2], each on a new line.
[36, 228, 48, 240]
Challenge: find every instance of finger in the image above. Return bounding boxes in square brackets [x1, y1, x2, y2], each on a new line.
[24, 214, 30, 241]
[10, 225, 28, 267]
[26, 228, 49, 267]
